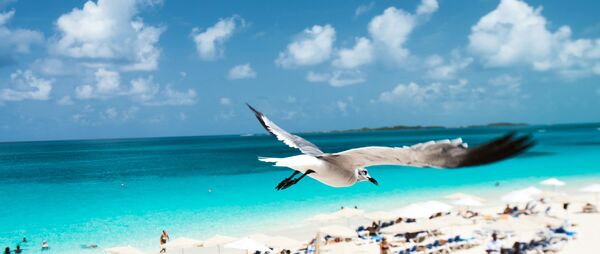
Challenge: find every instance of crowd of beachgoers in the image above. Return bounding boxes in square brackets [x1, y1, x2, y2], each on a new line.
[5, 178, 600, 254]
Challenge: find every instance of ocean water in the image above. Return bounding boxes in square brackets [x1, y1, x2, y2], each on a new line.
[1, 123, 600, 253]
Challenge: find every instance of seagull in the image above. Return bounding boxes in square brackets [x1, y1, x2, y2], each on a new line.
[247, 104, 534, 190]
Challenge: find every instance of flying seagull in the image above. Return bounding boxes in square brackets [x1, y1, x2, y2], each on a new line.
[247, 104, 534, 190]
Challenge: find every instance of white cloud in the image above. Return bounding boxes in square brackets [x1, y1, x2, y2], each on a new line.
[191, 16, 242, 60]
[355, 2, 375, 17]
[425, 50, 473, 80]
[103, 107, 118, 120]
[0, 9, 43, 64]
[305, 70, 365, 87]
[332, 37, 374, 69]
[74, 70, 196, 105]
[276, 24, 336, 68]
[367, 0, 438, 64]
[227, 63, 256, 80]
[57, 95, 74, 105]
[379, 82, 441, 106]
[219, 97, 232, 105]
[128, 75, 159, 102]
[52, 0, 164, 71]
[1, 70, 52, 102]
[416, 0, 439, 16]
[468, 0, 600, 77]
[75, 68, 121, 99]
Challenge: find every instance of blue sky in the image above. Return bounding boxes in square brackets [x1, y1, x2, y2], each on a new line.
[0, 0, 599, 141]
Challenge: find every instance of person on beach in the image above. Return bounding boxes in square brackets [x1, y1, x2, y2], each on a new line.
[42, 240, 49, 251]
[485, 233, 502, 253]
[4, 247, 9, 254]
[14, 245, 22, 253]
[380, 237, 391, 254]
[22, 237, 27, 243]
[159, 230, 170, 253]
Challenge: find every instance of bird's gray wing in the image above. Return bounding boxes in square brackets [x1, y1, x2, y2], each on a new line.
[324, 132, 533, 168]
[247, 104, 324, 157]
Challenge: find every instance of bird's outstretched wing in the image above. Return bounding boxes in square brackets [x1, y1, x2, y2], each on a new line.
[247, 104, 324, 157]
[324, 132, 533, 169]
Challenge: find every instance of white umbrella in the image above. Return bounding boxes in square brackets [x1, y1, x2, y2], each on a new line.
[104, 246, 145, 254]
[331, 208, 365, 218]
[580, 184, 600, 205]
[394, 203, 431, 218]
[501, 190, 534, 204]
[202, 235, 237, 254]
[540, 178, 565, 187]
[452, 197, 484, 208]
[307, 213, 338, 223]
[421, 200, 453, 214]
[319, 225, 357, 238]
[445, 192, 486, 202]
[165, 237, 203, 254]
[363, 211, 398, 221]
[519, 186, 543, 196]
[224, 238, 270, 253]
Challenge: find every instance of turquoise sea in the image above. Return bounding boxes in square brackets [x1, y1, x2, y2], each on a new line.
[1, 123, 600, 253]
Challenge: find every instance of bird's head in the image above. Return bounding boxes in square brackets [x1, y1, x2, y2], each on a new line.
[356, 168, 378, 186]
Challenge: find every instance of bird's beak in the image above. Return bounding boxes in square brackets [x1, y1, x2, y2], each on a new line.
[368, 177, 379, 186]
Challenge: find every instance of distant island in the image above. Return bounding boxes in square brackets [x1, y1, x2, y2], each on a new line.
[325, 122, 528, 133]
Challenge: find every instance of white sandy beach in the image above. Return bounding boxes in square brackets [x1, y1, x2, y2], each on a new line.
[115, 180, 600, 254]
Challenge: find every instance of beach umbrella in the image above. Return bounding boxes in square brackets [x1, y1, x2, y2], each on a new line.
[394, 203, 431, 218]
[363, 211, 398, 221]
[421, 200, 453, 215]
[104, 246, 145, 254]
[319, 225, 357, 238]
[202, 234, 237, 254]
[580, 184, 600, 205]
[165, 237, 203, 254]
[445, 192, 486, 202]
[452, 197, 484, 208]
[331, 207, 364, 218]
[224, 238, 270, 254]
[540, 178, 565, 187]
[501, 190, 534, 204]
[519, 186, 543, 196]
[307, 213, 338, 223]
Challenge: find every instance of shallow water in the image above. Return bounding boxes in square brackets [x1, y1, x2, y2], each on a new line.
[1, 123, 599, 253]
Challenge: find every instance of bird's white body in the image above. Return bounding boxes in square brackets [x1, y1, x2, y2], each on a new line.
[260, 155, 358, 187]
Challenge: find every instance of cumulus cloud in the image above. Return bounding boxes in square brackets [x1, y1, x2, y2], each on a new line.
[425, 50, 473, 80]
[1, 70, 52, 102]
[52, 0, 164, 71]
[191, 16, 243, 60]
[227, 63, 256, 80]
[368, 0, 438, 63]
[276, 24, 336, 68]
[306, 70, 365, 87]
[74, 69, 196, 105]
[379, 82, 441, 106]
[332, 37, 374, 69]
[75, 68, 120, 99]
[468, 0, 600, 77]
[0, 9, 44, 66]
